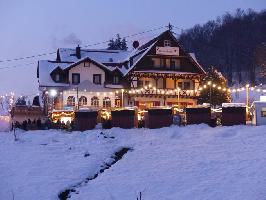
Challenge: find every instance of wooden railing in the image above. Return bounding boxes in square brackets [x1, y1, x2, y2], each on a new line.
[126, 88, 199, 98]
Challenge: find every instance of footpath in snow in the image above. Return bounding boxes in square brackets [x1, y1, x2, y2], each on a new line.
[1, 125, 266, 200]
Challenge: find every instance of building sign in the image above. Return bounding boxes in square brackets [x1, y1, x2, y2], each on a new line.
[156, 47, 179, 56]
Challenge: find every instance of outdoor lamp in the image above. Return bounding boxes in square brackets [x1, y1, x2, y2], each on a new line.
[49, 89, 57, 97]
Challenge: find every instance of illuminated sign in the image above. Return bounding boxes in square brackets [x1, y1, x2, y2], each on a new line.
[156, 47, 179, 55]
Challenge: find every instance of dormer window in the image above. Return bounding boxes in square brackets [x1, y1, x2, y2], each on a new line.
[164, 40, 171, 47]
[55, 74, 60, 82]
[84, 62, 90, 67]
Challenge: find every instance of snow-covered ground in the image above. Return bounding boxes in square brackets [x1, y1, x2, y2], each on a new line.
[1, 125, 266, 200]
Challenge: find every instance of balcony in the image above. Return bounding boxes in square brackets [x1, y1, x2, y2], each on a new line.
[126, 88, 199, 99]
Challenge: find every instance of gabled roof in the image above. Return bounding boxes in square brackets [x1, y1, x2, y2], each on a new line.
[38, 60, 70, 87]
[62, 57, 114, 72]
[124, 30, 206, 75]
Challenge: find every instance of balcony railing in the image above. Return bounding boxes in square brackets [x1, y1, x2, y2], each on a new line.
[126, 88, 199, 98]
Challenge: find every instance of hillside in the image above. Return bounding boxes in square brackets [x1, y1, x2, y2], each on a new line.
[179, 9, 266, 85]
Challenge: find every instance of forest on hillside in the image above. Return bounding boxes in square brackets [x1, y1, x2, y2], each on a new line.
[179, 9, 266, 86]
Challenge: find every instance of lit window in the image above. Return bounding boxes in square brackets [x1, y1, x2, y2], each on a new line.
[91, 96, 99, 107]
[103, 97, 111, 108]
[67, 96, 75, 106]
[261, 107, 266, 117]
[79, 96, 87, 106]
[93, 74, 101, 85]
[145, 81, 150, 86]
[164, 40, 171, 47]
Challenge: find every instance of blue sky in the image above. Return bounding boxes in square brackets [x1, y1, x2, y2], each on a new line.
[0, 0, 265, 96]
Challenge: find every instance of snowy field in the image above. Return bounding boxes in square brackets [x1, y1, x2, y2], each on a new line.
[1, 125, 266, 200]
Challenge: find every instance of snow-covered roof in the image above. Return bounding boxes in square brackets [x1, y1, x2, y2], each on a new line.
[38, 60, 70, 87]
[188, 53, 206, 74]
[59, 48, 131, 64]
[222, 103, 246, 108]
[122, 42, 157, 75]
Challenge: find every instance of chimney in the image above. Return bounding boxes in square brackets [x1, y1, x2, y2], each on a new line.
[76, 45, 81, 59]
[56, 49, 61, 62]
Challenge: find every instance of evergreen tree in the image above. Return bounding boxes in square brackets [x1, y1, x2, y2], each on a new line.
[198, 67, 231, 106]
[107, 38, 116, 50]
[16, 96, 27, 106]
[107, 34, 128, 50]
[32, 96, 40, 106]
[121, 38, 128, 50]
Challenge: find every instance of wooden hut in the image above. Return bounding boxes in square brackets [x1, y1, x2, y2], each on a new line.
[145, 107, 173, 129]
[222, 103, 246, 126]
[111, 108, 138, 129]
[186, 106, 211, 125]
[75, 110, 98, 131]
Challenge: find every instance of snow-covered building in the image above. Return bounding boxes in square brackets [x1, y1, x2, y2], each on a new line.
[37, 29, 206, 113]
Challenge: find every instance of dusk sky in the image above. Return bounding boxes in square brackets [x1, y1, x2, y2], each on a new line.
[0, 0, 265, 97]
